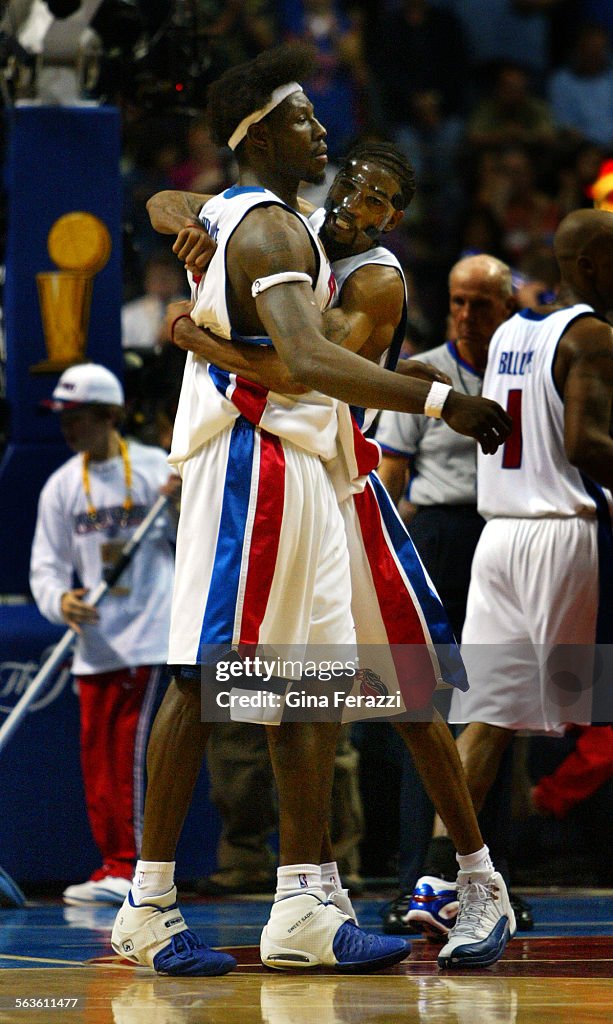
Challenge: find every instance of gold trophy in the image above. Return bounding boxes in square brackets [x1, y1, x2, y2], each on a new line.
[32, 211, 111, 373]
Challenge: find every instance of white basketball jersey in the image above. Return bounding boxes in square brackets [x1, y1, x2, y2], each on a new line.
[191, 188, 336, 337]
[170, 187, 339, 468]
[478, 304, 603, 519]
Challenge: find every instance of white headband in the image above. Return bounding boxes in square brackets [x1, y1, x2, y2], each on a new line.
[227, 82, 302, 151]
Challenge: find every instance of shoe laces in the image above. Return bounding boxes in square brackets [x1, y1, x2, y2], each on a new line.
[162, 928, 205, 961]
[452, 879, 497, 936]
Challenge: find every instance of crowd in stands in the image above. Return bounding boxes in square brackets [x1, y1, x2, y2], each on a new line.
[102, 0, 613, 444]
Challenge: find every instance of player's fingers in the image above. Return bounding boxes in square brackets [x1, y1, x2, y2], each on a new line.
[173, 240, 195, 263]
[481, 432, 501, 455]
[194, 249, 214, 271]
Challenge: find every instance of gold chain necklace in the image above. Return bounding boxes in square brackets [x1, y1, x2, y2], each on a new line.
[82, 436, 133, 527]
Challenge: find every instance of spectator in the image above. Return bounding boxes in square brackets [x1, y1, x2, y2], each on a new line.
[437, 0, 565, 96]
[281, 0, 368, 157]
[121, 116, 183, 275]
[168, 116, 237, 194]
[395, 90, 467, 269]
[121, 250, 188, 355]
[466, 63, 557, 153]
[548, 23, 613, 147]
[366, 0, 469, 131]
[553, 139, 607, 216]
[472, 144, 561, 266]
[30, 364, 178, 905]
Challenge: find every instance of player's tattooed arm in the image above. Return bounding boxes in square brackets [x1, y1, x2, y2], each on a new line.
[147, 190, 216, 273]
[147, 190, 211, 234]
[322, 265, 404, 362]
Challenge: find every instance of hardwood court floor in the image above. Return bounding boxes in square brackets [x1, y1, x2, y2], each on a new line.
[1, 891, 612, 1023]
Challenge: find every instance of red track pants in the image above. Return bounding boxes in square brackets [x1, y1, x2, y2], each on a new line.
[77, 665, 163, 880]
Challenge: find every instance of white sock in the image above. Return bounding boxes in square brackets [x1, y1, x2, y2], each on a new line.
[320, 860, 343, 896]
[456, 845, 494, 876]
[131, 860, 175, 904]
[274, 864, 322, 901]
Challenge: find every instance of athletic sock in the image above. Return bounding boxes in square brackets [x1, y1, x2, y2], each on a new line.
[320, 860, 343, 896]
[274, 864, 322, 901]
[421, 836, 458, 881]
[456, 845, 494, 876]
[131, 860, 176, 904]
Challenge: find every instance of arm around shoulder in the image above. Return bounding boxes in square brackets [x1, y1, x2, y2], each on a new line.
[146, 190, 212, 234]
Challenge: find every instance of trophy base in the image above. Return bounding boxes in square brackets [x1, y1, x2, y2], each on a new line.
[29, 358, 87, 374]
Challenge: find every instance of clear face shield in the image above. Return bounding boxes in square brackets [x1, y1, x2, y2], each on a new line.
[325, 160, 401, 238]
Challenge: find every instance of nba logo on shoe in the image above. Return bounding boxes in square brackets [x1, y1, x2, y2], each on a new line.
[122, 940, 134, 953]
[299, 874, 308, 888]
[136, 871, 145, 887]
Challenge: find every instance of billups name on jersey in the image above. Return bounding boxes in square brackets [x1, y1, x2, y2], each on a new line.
[200, 215, 219, 242]
[497, 350, 534, 375]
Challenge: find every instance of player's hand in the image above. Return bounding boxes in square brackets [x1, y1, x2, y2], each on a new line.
[397, 360, 452, 386]
[442, 392, 512, 454]
[172, 220, 216, 275]
[61, 588, 99, 633]
[167, 300, 195, 349]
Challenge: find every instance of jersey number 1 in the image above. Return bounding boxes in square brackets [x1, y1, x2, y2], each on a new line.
[502, 389, 523, 469]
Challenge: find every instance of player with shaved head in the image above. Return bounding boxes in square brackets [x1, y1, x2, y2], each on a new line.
[437, 207, 613, 966]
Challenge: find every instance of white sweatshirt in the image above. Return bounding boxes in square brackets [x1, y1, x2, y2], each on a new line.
[30, 439, 175, 675]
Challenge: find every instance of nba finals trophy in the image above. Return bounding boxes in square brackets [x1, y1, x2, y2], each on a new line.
[33, 211, 111, 372]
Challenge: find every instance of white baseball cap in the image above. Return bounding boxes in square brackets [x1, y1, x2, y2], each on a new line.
[42, 363, 124, 411]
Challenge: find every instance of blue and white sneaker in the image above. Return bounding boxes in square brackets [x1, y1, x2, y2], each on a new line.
[437, 870, 516, 969]
[260, 891, 410, 972]
[406, 876, 459, 937]
[111, 887, 236, 976]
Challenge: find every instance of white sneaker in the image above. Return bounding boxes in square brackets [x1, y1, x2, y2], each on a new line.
[260, 890, 410, 972]
[63, 876, 131, 906]
[111, 886, 236, 976]
[437, 870, 516, 969]
[327, 888, 359, 925]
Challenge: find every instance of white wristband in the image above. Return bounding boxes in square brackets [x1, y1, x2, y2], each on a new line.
[424, 381, 452, 418]
[251, 271, 312, 297]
